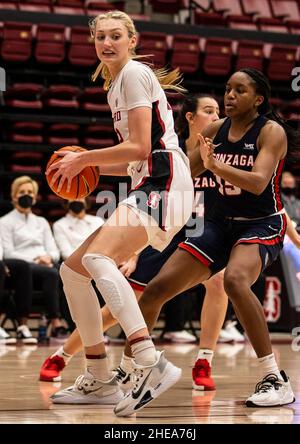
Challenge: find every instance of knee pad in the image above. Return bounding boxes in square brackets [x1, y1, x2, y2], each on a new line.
[82, 254, 124, 318]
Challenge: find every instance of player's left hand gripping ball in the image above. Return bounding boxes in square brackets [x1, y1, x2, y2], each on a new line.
[45, 146, 100, 200]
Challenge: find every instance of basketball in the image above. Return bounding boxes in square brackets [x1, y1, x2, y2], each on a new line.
[46, 146, 100, 200]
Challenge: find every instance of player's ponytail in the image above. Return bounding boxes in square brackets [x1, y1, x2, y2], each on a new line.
[152, 67, 186, 94]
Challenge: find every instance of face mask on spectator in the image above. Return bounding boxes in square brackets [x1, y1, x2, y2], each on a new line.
[281, 187, 296, 196]
[18, 195, 34, 208]
[69, 201, 85, 214]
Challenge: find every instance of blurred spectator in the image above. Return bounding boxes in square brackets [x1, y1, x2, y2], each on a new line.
[0, 176, 68, 339]
[281, 172, 300, 281]
[0, 239, 36, 344]
[281, 171, 300, 230]
[53, 198, 104, 261]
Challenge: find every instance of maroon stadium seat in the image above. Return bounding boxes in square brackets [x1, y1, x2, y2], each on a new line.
[85, 0, 125, 15]
[53, 0, 85, 15]
[47, 123, 80, 146]
[241, 0, 287, 32]
[287, 99, 300, 114]
[138, 32, 168, 69]
[241, 0, 273, 17]
[213, 0, 254, 27]
[4, 83, 44, 109]
[0, 3, 18, 10]
[235, 40, 264, 71]
[8, 122, 44, 144]
[83, 124, 116, 148]
[1, 22, 33, 63]
[19, 0, 52, 13]
[194, 11, 227, 26]
[228, 15, 257, 29]
[10, 164, 43, 174]
[78, 87, 110, 113]
[149, 0, 183, 14]
[203, 38, 233, 76]
[270, 0, 300, 21]
[35, 23, 66, 65]
[212, 0, 257, 29]
[68, 26, 98, 67]
[171, 34, 200, 74]
[267, 44, 297, 81]
[270, 0, 300, 32]
[42, 85, 80, 109]
[10, 151, 44, 164]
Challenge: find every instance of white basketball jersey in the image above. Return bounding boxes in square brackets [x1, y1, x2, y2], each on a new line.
[107, 59, 186, 187]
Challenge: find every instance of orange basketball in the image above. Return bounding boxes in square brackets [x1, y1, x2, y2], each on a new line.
[46, 146, 100, 200]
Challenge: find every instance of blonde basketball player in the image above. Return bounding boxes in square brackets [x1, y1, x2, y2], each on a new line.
[46, 10, 194, 416]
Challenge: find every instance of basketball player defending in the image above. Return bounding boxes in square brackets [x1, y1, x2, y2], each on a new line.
[121, 68, 298, 408]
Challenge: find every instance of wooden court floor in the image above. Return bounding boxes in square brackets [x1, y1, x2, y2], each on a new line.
[0, 340, 299, 424]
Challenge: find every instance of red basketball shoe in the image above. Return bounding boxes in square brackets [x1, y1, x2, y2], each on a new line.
[39, 355, 66, 382]
[192, 358, 216, 391]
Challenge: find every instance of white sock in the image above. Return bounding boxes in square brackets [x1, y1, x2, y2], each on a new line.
[197, 349, 214, 365]
[120, 353, 134, 373]
[258, 353, 282, 380]
[131, 339, 157, 366]
[86, 354, 111, 381]
[51, 346, 72, 365]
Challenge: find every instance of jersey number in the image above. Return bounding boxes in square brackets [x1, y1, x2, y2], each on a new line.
[215, 176, 242, 196]
[193, 191, 204, 217]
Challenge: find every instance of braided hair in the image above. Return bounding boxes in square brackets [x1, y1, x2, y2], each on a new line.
[239, 68, 300, 156]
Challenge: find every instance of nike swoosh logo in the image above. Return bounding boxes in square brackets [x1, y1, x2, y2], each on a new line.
[268, 225, 278, 232]
[132, 371, 152, 399]
[134, 391, 153, 410]
[136, 162, 143, 173]
[78, 385, 102, 395]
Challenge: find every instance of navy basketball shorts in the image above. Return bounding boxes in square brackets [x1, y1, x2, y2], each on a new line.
[127, 225, 187, 291]
[179, 213, 287, 275]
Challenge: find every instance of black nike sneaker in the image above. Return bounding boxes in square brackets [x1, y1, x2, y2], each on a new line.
[114, 351, 182, 416]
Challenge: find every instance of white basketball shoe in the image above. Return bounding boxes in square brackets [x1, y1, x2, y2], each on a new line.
[50, 369, 124, 405]
[246, 371, 295, 407]
[114, 350, 182, 417]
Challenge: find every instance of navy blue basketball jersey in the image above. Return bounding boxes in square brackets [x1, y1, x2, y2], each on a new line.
[211, 115, 285, 218]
